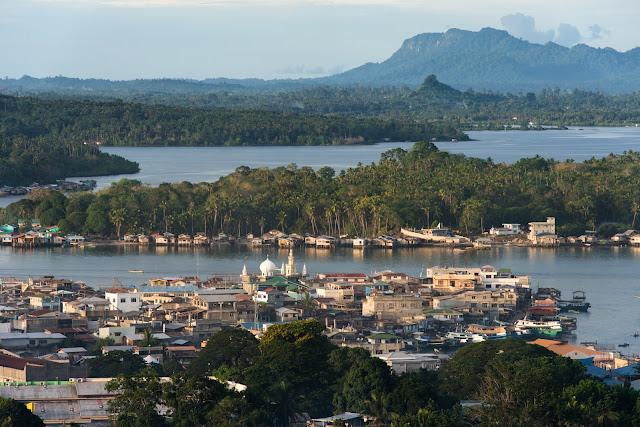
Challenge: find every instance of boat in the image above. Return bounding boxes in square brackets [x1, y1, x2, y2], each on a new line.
[445, 331, 486, 344]
[634, 332, 639, 338]
[515, 319, 562, 330]
[567, 309, 580, 314]
[619, 342, 630, 347]
[129, 270, 144, 273]
[533, 328, 562, 338]
[557, 290, 591, 312]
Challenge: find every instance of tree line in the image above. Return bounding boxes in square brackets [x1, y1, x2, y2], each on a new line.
[3, 141, 640, 238]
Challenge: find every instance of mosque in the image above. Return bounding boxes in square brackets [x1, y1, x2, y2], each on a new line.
[240, 249, 307, 295]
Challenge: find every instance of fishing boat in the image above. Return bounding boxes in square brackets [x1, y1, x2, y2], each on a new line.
[619, 342, 630, 347]
[129, 270, 144, 273]
[557, 290, 591, 312]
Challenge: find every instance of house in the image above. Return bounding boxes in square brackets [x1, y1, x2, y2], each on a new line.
[152, 234, 168, 245]
[123, 233, 138, 243]
[489, 223, 521, 235]
[178, 234, 193, 246]
[0, 352, 86, 382]
[275, 307, 299, 322]
[104, 289, 142, 313]
[423, 308, 464, 322]
[528, 217, 556, 243]
[138, 234, 151, 245]
[97, 326, 136, 345]
[66, 235, 85, 245]
[312, 413, 364, 427]
[361, 294, 424, 321]
[253, 288, 285, 308]
[193, 234, 210, 245]
[377, 351, 441, 374]
[0, 332, 67, 356]
[192, 290, 242, 323]
[316, 235, 335, 248]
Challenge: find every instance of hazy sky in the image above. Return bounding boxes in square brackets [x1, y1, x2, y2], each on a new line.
[1, 0, 639, 80]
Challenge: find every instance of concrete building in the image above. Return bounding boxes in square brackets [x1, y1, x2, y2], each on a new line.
[377, 351, 441, 374]
[104, 289, 142, 313]
[362, 294, 424, 321]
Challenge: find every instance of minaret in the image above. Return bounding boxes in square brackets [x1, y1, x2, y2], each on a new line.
[302, 263, 307, 277]
[242, 264, 247, 276]
[285, 249, 297, 277]
[281, 263, 285, 275]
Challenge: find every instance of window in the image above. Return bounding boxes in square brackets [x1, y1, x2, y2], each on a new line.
[115, 332, 121, 337]
[120, 298, 126, 303]
[482, 303, 488, 308]
[29, 340, 36, 345]
[130, 298, 137, 303]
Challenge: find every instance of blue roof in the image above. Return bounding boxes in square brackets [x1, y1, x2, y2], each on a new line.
[611, 363, 639, 377]
[604, 378, 625, 386]
[585, 364, 609, 379]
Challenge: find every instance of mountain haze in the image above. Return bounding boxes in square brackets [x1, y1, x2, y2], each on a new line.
[320, 27, 640, 93]
[3, 27, 640, 94]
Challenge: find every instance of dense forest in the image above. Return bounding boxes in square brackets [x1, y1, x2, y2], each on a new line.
[8, 75, 640, 128]
[0, 93, 143, 186]
[0, 94, 467, 149]
[4, 142, 640, 238]
[66, 321, 640, 426]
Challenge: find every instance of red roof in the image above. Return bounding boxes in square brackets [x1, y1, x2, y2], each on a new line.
[235, 294, 251, 301]
[315, 298, 335, 303]
[323, 273, 367, 278]
[27, 309, 55, 317]
[0, 354, 47, 370]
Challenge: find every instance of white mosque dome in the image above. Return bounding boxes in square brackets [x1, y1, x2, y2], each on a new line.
[260, 256, 277, 276]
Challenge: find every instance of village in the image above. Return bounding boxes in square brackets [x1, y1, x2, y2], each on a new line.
[0, 249, 636, 424]
[3, 216, 640, 250]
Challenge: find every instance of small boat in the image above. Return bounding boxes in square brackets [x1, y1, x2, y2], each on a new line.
[634, 332, 639, 338]
[567, 310, 580, 314]
[619, 342, 630, 347]
[129, 270, 144, 273]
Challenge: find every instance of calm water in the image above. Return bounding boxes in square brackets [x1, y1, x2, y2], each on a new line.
[3, 127, 640, 207]
[1, 244, 639, 353]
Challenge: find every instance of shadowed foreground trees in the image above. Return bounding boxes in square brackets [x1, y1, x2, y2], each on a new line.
[103, 324, 640, 427]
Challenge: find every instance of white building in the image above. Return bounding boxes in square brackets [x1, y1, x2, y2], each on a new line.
[489, 223, 521, 235]
[104, 289, 143, 313]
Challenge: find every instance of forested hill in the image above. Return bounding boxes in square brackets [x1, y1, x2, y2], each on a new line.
[319, 27, 640, 93]
[0, 94, 467, 150]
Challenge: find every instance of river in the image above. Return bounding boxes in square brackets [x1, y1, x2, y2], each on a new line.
[2, 127, 640, 352]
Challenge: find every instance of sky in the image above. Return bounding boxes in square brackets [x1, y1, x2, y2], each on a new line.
[1, 0, 639, 80]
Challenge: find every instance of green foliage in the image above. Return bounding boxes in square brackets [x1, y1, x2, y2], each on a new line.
[9, 146, 640, 238]
[106, 367, 167, 427]
[188, 328, 259, 378]
[161, 359, 184, 376]
[61, 335, 84, 349]
[0, 397, 45, 427]
[89, 336, 115, 356]
[162, 374, 229, 427]
[474, 356, 586, 425]
[139, 328, 162, 348]
[88, 350, 147, 377]
[244, 320, 337, 419]
[437, 338, 556, 400]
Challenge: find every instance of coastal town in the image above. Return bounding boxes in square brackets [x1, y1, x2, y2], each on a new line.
[0, 246, 636, 424]
[3, 216, 640, 249]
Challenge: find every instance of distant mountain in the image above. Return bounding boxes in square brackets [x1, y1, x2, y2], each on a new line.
[3, 27, 640, 95]
[318, 27, 640, 93]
